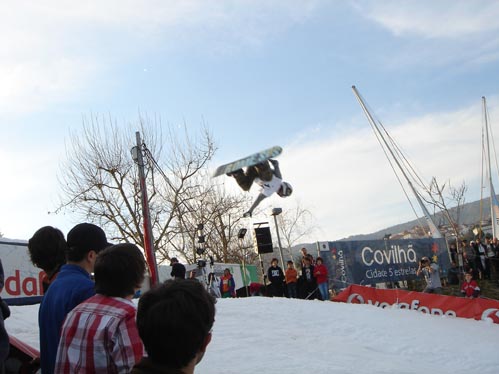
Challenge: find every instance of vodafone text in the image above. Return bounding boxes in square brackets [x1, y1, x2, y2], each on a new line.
[346, 294, 457, 317]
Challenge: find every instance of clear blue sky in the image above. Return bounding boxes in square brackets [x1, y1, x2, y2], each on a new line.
[1, 1, 499, 241]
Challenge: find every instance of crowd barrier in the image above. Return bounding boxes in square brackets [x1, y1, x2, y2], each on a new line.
[333, 284, 499, 324]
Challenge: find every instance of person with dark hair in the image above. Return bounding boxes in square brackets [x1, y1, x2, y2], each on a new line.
[55, 243, 146, 373]
[0, 259, 10, 373]
[314, 257, 329, 301]
[461, 271, 480, 298]
[285, 260, 298, 298]
[170, 257, 186, 279]
[461, 239, 476, 273]
[38, 223, 111, 374]
[28, 226, 67, 292]
[447, 261, 460, 286]
[472, 237, 487, 279]
[267, 258, 285, 297]
[132, 279, 216, 374]
[416, 256, 442, 294]
[219, 268, 236, 298]
[299, 256, 317, 299]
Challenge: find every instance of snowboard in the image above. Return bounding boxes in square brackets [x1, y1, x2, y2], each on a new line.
[212, 146, 282, 178]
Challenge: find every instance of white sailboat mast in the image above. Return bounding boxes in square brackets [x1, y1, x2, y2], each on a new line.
[352, 86, 443, 238]
[482, 96, 499, 238]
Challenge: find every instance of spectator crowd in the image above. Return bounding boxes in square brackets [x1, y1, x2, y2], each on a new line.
[1, 223, 216, 374]
[1, 224, 498, 373]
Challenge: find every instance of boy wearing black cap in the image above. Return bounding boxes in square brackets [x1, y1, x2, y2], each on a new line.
[38, 223, 111, 374]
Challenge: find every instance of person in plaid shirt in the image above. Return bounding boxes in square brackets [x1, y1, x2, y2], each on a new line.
[55, 243, 146, 373]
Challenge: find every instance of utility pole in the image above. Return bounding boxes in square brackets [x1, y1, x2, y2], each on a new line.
[131, 131, 159, 286]
[238, 228, 249, 297]
[271, 208, 286, 267]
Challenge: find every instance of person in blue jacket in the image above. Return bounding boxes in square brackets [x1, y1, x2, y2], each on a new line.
[38, 223, 111, 374]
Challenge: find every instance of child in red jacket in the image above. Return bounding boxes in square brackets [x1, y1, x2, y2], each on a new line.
[313, 257, 329, 301]
[461, 272, 480, 299]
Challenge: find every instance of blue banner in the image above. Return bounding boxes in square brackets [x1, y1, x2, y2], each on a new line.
[318, 238, 450, 290]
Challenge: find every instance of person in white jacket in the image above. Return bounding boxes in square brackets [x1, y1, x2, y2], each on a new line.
[227, 159, 292, 217]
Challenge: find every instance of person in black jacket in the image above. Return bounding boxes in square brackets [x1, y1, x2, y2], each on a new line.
[267, 258, 285, 297]
[170, 257, 186, 280]
[299, 256, 317, 299]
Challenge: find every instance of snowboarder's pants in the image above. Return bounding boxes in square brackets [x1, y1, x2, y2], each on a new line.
[233, 162, 273, 191]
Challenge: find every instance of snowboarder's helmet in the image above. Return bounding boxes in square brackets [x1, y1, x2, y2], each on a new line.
[277, 182, 293, 197]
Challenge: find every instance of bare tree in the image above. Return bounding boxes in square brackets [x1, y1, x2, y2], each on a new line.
[165, 176, 258, 265]
[426, 178, 468, 237]
[273, 202, 317, 260]
[57, 115, 216, 263]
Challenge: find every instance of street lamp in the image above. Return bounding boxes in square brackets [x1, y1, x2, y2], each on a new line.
[271, 208, 285, 268]
[238, 228, 249, 297]
[196, 223, 206, 256]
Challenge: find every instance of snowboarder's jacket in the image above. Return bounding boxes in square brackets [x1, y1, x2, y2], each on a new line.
[267, 265, 284, 285]
[313, 264, 328, 285]
[220, 274, 235, 297]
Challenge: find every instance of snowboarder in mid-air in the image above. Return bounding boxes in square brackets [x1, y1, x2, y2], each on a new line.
[227, 159, 293, 217]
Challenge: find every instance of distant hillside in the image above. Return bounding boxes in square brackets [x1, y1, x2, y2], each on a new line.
[286, 197, 495, 260]
[290, 198, 494, 253]
[344, 197, 493, 241]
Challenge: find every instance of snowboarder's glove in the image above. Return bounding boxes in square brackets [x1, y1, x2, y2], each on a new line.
[243, 211, 252, 218]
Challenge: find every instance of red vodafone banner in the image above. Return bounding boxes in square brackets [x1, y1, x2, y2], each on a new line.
[333, 284, 499, 324]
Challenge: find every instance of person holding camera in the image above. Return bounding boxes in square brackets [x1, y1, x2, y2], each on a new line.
[416, 256, 442, 294]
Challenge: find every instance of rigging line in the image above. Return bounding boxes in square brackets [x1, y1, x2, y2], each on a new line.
[378, 122, 430, 193]
[141, 144, 175, 190]
[480, 115, 485, 228]
[142, 144, 206, 218]
[353, 87, 440, 236]
[377, 135, 429, 233]
[359, 94, 430, 194]
[485, 99, 499, 181]
[355, 91, 430, 232]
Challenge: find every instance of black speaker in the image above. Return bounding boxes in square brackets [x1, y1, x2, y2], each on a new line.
[255, 227, 273, 254]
